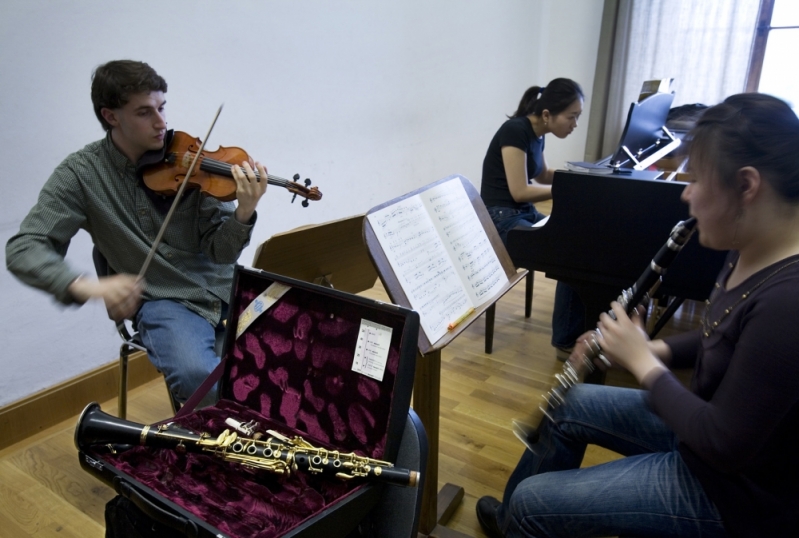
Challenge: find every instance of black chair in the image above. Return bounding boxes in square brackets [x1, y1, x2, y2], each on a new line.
[352, 408, 429, 537]
[91, 247, 180, 419]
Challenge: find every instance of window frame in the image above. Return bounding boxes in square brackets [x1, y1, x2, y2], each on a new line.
[746, 0, 799, 92]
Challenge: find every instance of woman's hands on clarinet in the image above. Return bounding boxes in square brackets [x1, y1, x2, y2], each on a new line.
[593, 302, 668, 386]
[563, 303, 668, 387]
[567, 330, 606, 371]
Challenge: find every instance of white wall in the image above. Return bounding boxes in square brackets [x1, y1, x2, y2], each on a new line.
[0, 0, 604, 408]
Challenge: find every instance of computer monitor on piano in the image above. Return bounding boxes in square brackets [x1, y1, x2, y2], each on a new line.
[599, 91, 682, 172]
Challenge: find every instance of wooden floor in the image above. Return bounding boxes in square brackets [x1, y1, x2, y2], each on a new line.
[0, 264, 701, 537]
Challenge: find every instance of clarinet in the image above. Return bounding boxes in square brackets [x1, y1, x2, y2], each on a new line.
[75, 402, 419, 487]
[513, 217, 697, 446]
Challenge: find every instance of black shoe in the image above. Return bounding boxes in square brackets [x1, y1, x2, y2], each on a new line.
[555, 345, 574, 362]
[476, 496, 504, 538]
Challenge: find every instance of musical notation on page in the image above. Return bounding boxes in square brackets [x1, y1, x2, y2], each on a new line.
[367, 177, 507, 343]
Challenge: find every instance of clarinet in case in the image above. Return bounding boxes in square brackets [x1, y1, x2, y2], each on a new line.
[76, 267, 420, 538]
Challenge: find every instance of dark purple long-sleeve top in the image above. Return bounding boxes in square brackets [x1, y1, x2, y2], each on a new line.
[650, 252, 799, 536]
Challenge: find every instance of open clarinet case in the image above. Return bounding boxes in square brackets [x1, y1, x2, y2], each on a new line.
[76, 266, 419, 538]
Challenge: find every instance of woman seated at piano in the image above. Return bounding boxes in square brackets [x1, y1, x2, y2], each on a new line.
[476, 93, 799, 537]
[479, 78, 586, 359]
[480, 77, 583, 240]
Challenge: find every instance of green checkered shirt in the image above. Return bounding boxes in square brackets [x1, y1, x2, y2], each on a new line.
[6, 133, 255, 325]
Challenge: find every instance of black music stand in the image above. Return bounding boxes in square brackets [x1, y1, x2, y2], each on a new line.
[610, 92, 681, 171]
[364, 175, 527, 537]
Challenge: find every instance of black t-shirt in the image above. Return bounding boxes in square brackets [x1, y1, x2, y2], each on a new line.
[480, 116, 545, 209]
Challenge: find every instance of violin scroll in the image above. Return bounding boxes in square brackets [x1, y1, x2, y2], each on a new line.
[289, 173, 322, 207]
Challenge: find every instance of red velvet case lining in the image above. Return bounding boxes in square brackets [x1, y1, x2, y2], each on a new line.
[98, 274, 409, 538]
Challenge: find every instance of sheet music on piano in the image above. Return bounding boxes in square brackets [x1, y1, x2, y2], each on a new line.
[609, 92, 681, 171]
[366, 177, 507, 343]
[566, 161, 614, 175]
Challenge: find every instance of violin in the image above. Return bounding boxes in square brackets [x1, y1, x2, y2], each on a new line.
[140, 130, 322, 207]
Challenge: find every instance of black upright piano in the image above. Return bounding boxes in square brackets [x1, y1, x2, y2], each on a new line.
[506, 169, 728, 340]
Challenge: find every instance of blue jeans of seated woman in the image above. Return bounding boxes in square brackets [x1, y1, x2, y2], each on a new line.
[486, 205, 585, 349]
[498, 384, 726, 538]
[486, 205, 547, 244]
[136, 299, 227, 408]
[551, 282, 584, 349]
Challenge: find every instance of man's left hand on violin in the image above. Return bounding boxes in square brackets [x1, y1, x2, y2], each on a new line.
[232, 161, 268, 223]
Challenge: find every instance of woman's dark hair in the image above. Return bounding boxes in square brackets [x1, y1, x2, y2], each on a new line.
[510, 78, 583, 119]
[688, 93, 799, 202]
[91, 60, 168, 131]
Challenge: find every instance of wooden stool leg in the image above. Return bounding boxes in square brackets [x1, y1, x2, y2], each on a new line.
[484, 303, 495, 354]
[524, 271, 534, 318]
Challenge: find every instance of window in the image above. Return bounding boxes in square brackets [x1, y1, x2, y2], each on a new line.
[747, 0, 799, 111]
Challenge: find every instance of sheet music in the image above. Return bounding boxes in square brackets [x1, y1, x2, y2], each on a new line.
[420, 180, 507, 305]
[367, 193, 469, 342]
[366, 177, 507, 343]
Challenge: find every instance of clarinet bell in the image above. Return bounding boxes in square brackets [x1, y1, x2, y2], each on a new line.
[511, 419, 540, 452]
[74, 402, 148, 451]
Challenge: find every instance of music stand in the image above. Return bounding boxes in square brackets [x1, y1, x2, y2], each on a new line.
[252, 214, 378, 294]
[364, 175, 527, 537]
[611, 92, 681, 171]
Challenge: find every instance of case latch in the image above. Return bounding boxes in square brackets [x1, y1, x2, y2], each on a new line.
[83, 454, 104, 471]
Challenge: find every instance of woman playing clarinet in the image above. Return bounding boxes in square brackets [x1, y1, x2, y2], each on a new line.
[477, 93, 799, 538]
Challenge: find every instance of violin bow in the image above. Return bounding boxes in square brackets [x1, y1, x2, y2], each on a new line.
[138, 104, 224, 281]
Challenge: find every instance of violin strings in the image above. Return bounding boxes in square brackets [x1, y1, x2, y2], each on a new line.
[194, 154, 294, 187]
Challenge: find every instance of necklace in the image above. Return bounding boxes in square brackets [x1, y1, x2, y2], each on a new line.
[702, 258, 799, 338]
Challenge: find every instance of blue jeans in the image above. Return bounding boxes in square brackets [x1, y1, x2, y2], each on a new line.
[551, 282, 584, 349]
[498, 384, 726, 538]
[136, 300, 226, 408]
[486, 205, 585, 349]
[486, 205, 547, 244]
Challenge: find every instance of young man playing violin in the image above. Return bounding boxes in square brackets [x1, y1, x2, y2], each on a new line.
[6, 60, 269, 407]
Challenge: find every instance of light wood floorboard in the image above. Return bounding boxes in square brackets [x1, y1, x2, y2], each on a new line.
[0, 247, 701, 537]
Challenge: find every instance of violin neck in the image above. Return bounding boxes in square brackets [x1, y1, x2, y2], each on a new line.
[199, 156, 291, 187]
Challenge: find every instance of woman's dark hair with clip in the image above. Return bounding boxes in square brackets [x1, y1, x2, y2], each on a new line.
[688, 93, 799, 203]
[91, 60, 168, 131]
[510, 78, 583, 119]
